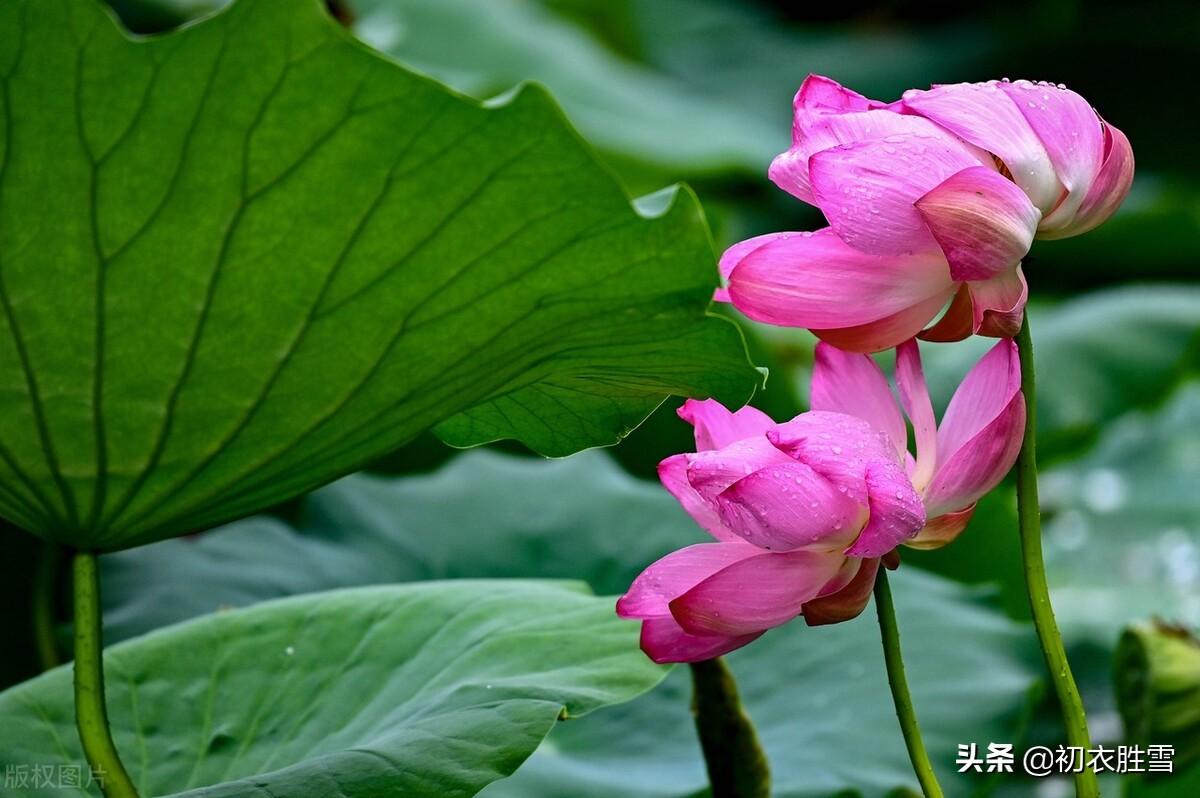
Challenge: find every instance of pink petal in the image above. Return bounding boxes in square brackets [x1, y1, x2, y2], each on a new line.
[768, 148, 820, 206]
[771, 109, 951, 205]
[907, 504, 977, 550]
[726, 227, 955, 331]
[658, 454, 738, 542]
[677, 398, 776, 452]
[925, 339, 1026, 516]
[638, 617, 762, 664]
[685, 437, 794, 503]
[616, 541, 763, 619]
[810, 342, 907, 459]
[814, 286, 957, 353]
[814, 555, 865, 597]
[998, 80, 1106, 231]
[802, 558, 881, 627]
[936, 338, 1022, 456]
[716, 233, 795, 303]
[718, 233, 792, 283]
[808, 132, 984, 256]
[845, 457, 926, 557]
[915, 166, 1041, 282]
[924, 395, 1024, 517]
[1043, 120, 1135, 240]
[895, 340, 937, 490]
[793, 74, 877, 116]
[767, 410, 896, 506]
[901, 82, 1061, 212]
[669, 550, 847, 635]
[919, 283, 974, 343]
[715, 462, 866, 552]
[969, 266, 1028, 338]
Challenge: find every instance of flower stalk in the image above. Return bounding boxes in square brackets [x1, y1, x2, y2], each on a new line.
[34, 541, 62, 670]
[874, 568, 944, 798]
[1015, 313, 1099, 798]
[689, 657, 771, 798]
[73, 551, 140, 798]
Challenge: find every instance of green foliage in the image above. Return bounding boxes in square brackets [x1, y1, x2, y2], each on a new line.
[0, 579, 666, 798]
[101, 450, 1040, 798]
[352, 0, 779, 177]
[0, 0, 756, 550]
[921, 286, 1200, 459]
[1039, 383, 1200, 646]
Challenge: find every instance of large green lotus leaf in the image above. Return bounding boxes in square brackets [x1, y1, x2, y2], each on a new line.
[102, 449, 1040, 797]
[0, 579, 667, 798]
[0, 0, 758, 550]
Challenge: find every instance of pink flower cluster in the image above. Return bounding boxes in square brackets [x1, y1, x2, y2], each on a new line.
[619, 339, 1022, 662]
[619, 75, 1132, 663]
[719, 76, 1133, 352]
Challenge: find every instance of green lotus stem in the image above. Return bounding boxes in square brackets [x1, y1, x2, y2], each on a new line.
[874, 568, 944, 798]
[73, 551, 140, 798]
[34, 541, 61, 670]
[1015, 314, 1099, 798]
[689, 657, 771, 798]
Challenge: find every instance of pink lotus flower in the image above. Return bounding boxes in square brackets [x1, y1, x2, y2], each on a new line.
[617, 399, 925, 663]
[719, 75, 1134, 352]
[618, 337, 1023, 663]
[811, 337, 1026, 548]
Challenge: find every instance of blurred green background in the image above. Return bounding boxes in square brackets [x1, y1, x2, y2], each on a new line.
[5, 0, 1197, 795]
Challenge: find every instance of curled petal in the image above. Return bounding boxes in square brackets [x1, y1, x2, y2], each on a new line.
[937, 338, 1022, 456]
[809, 133, 983, 256]
[803, 558, 881, 626]
[768, 148, 819, 206]
[925, 339, 1026, 516]
[767, 410, 897, 506]
[845, 457, 926, 557]
[895, 340, 937, 490]
[677, 398, 775, 452]
[669, 550, 847, 635]
[793, 74, 877, 115]
[658, 454, 738, 542]
[810, 342, 907, 459]
[916, 166, 1041, 282]
[969, 266, 1028, 338]
[686, 437, 794, 503]
[998, 80, 1106, 231]
[907, 504, 977, 550]
[1043, 121, 1135, 240]
[901, 82, 1061, 212]
[716, 462, 866, 552]
[814, 287, 957, 353]
[925, 395, 1024, 517]
[716, 232, 794, 302]
[919, 283, 974, 343]
[616, 541, 763, 619]
[726, 227, 955, 332]
[815, 555, 865, 597]
[638, 616, 763, 664]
